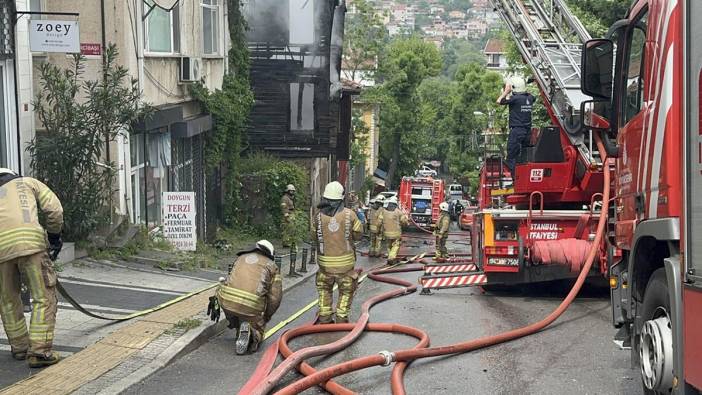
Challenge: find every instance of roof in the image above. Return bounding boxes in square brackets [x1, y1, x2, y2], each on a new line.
[341, 79, 363, 93]
[484, 38, 506, 54]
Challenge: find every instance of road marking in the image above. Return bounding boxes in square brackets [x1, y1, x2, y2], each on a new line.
[57, 302, 137, 314]
[58, 279, 185, 296]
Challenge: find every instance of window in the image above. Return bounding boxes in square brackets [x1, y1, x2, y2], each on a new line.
[289, 0, 314, 44]
[201, 0, 219, 55]
[29, 0, 41, 19]
[144, 1, 180, 53]
[290, 83, 315, 131]
[622, 10, 648, 124]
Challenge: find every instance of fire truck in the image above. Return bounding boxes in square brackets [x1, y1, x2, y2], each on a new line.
[398, 176, 445, 229]
[421, 0, 608, 291]
[579, 0, 701, 393]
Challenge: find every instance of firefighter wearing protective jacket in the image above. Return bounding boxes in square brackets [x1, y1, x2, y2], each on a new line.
[216, 240, 282, 355]
[368, 196, 385, 257]
[497, 76, 534, 176]
[434, 202, 451, 261]
[0, 168, 63, 368]
[313, 181, 363, 324]
[281, 184, 296, 248]
[379, 196, 408, 264]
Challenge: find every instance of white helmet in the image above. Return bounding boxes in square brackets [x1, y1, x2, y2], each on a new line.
[0, 168, 16, 175]
[323, 181, 345, 200]
[286, 184, 296, 192]
[385, 196, 398, 206]
[256, 240, 275, 257]
[440, 202, 449, 211]
[509, 76, 526, 93]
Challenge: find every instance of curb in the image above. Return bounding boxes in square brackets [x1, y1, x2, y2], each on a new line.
[106, 263, 319, 393]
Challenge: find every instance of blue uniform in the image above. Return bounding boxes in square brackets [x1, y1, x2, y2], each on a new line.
[500, 92, 534, 175]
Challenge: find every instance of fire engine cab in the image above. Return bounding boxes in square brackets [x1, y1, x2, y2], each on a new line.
[398, 176, 445, 229]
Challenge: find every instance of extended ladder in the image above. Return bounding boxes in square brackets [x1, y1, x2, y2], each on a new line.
[490, 0, 600, 167]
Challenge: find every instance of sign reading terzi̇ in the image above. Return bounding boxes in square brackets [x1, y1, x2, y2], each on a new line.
[29, 20, 80, 53]
[162, 192, 197, 251]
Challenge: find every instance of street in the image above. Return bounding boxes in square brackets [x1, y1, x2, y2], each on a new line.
[127, 229, 641, 395]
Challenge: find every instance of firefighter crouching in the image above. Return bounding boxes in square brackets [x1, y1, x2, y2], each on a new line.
[215, 240, 282, 355]
[314, 181, 363, 324]
[368, 196, 385, 257]
[0, 168, 63, 368]
[280, 184, 296, 249]
[434, 202, 451, 262]
[379, 196, 408, 264]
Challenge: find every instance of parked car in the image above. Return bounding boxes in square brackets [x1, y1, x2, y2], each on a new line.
[415, 166, 437, 178]
[447, 184, 464, 199]
[459, 205, 477, 231]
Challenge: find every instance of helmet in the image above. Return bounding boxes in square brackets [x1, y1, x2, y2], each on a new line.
[286, 184, 296, 192]
[509, 76, 526, 93]
[440, 202, 449, 211]
[0, 168, 16, 175]
[376, 195, 386, 202]
[323, 181, 345, 200]
[385, 196, 398, 206]
[369, 198, 376, 204]
[256, 240, 275, 257]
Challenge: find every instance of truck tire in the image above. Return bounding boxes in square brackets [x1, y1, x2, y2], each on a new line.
[637, 268, 674, 395]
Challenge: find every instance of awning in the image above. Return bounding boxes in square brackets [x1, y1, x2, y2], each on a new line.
[171, 114, 213, 138]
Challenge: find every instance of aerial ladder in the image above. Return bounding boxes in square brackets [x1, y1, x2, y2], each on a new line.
[420, 0, 607, 291]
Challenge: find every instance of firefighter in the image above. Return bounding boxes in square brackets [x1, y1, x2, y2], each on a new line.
[0, 168, 63, 368]
[281, 184, 296, 248]
[313, 181, 363, 324]
[434, 202, 451, 262]
[367, 196, 385, 257]
[379, 196, 408, 264]
[215, 240, 282, 355]
[497, 76, 534, 175]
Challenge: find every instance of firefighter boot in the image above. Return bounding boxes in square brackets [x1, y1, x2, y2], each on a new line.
[27, 352, 60, 368]
[235, 321, 252, 355]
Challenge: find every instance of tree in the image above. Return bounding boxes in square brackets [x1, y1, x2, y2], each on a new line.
[441, 38, 485, 78]
[372, 36, 442, 188]
[344, 0, 388, 82]
[29, 45, 151, 240]
[565, 0, 631, 36]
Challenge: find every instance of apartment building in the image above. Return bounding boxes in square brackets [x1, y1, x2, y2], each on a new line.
[9, 0, 230, 239]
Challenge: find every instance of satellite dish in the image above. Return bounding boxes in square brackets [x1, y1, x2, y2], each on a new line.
[151, 0, 179, 10]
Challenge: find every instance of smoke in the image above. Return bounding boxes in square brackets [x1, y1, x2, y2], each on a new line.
[329, 1, 347, 98]
[243, 0, 319, 45]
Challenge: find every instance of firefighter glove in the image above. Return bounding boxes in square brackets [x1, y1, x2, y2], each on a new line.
[48, 233, 63, 261]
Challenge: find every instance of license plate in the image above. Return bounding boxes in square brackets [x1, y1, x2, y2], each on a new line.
[488, 257, 519, 266]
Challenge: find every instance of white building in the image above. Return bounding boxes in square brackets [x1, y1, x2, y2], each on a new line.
[484, 38, 508, 73]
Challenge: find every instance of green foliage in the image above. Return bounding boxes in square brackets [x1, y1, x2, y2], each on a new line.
[565, 0, 631, 37]
[373, 36, 442, 187]
[350, 109, 370, 170]
[236, 153, 310, 240]
[29, 45, 151, 241]
[344, 0, 388, 82]
[191, 0, 254, 225]
[441, 39, 486, 77]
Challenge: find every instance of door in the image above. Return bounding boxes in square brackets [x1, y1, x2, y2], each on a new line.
[684, 0, 702, 389]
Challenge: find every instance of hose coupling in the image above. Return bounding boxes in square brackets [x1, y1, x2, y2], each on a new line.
[378, 350, 396, 366]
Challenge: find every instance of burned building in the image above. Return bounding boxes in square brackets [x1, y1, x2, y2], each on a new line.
[243, 0, 351, 160]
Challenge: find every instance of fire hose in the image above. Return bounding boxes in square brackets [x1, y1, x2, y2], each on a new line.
[245, 140, 611, 394]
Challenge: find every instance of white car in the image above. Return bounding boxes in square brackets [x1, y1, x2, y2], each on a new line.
[415, 166, 437, 177]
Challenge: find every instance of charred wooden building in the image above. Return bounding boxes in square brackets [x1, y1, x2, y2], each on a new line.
[243, 0, 352, 163]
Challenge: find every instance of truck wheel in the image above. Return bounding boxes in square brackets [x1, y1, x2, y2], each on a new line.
[637, 268, 674, 394]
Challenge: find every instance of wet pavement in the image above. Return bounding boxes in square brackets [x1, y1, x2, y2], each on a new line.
[128, 228, 641, 395]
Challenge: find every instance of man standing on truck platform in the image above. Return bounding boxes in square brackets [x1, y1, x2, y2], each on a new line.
[496, 76, 534, 175]
[379, 196, 409, 264]
[313, 181, 363, 324]
[434, 202, 451, 262]
[0, 168, 64, 368]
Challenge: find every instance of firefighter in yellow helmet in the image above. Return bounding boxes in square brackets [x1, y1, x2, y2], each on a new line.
[379, 196, 408, 264]
[0, 168, 63, 368]
[367, 196, 385, 257]
[313, 181, 363, 324]
[434, 201, 451, 262]
[280, 184, 296, 248]
[215, 240, 282, 355]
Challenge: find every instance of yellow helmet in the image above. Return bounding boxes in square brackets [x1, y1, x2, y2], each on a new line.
[323, 181, 345, 200]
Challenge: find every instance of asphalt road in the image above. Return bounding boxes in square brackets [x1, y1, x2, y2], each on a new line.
[128, 229, 641, 395]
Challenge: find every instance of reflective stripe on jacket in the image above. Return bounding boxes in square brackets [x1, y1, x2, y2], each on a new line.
[437, 212, 451, 237]
[379, 208, 408, 239]
[0, 177, 63, 263]
[369, 207, 382, 233]
[216, 252, 282, 317]
[315, 208, 362, 274]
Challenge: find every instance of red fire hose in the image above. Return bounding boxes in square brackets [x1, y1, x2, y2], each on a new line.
[244, 139, 611, 394]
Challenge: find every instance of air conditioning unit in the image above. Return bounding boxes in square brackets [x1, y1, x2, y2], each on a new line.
[180, 57, 202, 82]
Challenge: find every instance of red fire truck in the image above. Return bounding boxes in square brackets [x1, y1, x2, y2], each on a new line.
[398, 176, 445, 229]
[579, 0, 701, 392]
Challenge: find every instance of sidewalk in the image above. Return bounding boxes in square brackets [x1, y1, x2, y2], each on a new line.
[0, 251, 318, 394]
